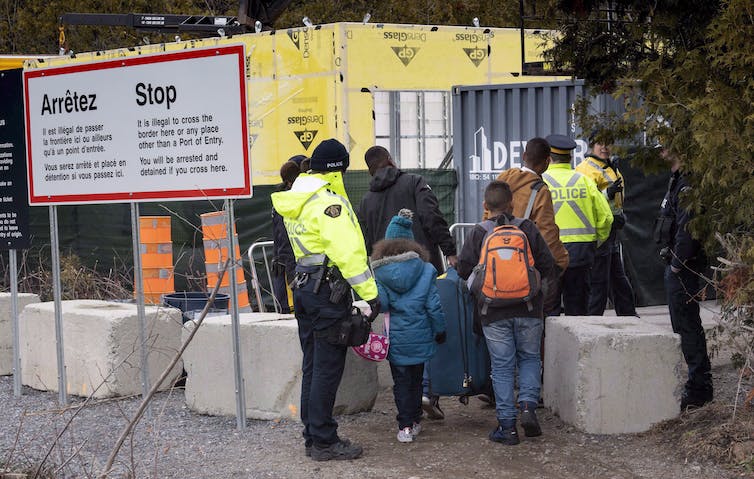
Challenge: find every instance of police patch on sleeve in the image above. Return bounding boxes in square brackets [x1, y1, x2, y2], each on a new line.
[324, 204, 342, 218]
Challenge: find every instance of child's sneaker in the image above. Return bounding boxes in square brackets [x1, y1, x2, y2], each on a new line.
[397, 426, 414, 443]
[411, 422, 422, 437]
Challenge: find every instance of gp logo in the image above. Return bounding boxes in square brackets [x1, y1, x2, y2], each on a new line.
[294, 129, 318, 150]
[287, 30, 300, 50]
[463, 47, 487, 67]
[391, 45, 420, 66]
[287, 30, 310, 58]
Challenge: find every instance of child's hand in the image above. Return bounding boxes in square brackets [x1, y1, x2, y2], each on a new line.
[435, 331, 447, 344]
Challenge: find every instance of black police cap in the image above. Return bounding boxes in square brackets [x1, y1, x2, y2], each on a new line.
[546, 134, 577, 155]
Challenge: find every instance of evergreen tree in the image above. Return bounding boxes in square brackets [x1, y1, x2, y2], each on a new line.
[544, 0, 753, 257]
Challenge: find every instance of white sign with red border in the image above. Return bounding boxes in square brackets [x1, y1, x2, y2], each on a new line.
[23, 45, 250, 205]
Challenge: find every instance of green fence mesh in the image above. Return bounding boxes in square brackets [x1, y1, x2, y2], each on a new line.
[17, 169, 458, 308]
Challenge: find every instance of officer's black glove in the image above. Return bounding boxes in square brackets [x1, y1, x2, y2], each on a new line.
[659, 246, 673, 265]
[366, 297, 381, 322]
[270, 258, 285, 276]
[612, 213, 626, 230]
[435, 331, 447, 344]
[606, 178, 623, 200]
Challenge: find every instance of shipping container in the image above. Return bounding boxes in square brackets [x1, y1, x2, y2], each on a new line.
[453, 80, 611, 222]
[451, 80, 668, 306]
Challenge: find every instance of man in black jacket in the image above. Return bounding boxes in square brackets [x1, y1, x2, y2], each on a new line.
[359, 145, 457, 420]
[358, 146, 457, 273]
[270, 155, 305, 313]
[655, 147, 712, 411]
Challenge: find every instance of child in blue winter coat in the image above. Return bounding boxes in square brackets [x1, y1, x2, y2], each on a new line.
[370, 209, 446, 443]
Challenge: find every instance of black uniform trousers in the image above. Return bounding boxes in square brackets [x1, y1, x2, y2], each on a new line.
[588, 239, 637, 316]
[293, 278, 351, 448]
[271, 266, 294, 314]
[560, 265, 591, 316]
[664, 265, 713, 397]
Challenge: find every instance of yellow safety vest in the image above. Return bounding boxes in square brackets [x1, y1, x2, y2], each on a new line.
[270, 172, 378, 301]
[543, 163, 613, 244]
[575, 155, 624, 213]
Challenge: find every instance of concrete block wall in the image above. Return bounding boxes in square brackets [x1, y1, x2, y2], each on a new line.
[20, 300, 183, 398]
[0, 293, 40, 375]
[182, 312, 379, 420]
[543, 315, 686, 434]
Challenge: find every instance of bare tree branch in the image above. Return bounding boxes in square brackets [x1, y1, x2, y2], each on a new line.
[99, 260, 230, 478]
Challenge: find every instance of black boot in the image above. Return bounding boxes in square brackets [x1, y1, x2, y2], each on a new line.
[310, 439, 363, 461]
[489, 419, 520, 445]
[680, 388, 713, 412]
[519, 402, 542, 437]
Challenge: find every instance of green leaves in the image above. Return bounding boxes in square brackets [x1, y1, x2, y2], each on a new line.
[548, 0, 754, 258]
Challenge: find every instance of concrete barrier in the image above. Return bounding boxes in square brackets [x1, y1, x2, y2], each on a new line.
[20, 300, 183, 398]
[633, 300, 720, 331]
[0, 293, 40, 375]
[182, 312, 379, 420]
[543, 315, 685, 434]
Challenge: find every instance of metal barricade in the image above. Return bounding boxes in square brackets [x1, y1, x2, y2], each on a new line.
[441, 222, 477, 268]
[247, 241, 360, 313]
[246, 240, 281, 313]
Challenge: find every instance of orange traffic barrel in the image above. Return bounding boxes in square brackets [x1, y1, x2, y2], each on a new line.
[141, 267, 175, 304]
[137, 216, 175, 304]
[200, 211, 251, 312]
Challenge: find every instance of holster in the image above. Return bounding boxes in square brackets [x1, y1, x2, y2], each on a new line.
[326, 266, 350, 304]
[292, 264, 325, 291]
[653, 216, 673, 245]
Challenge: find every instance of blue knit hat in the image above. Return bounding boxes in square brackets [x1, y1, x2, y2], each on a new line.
[385, 209, 414, 240]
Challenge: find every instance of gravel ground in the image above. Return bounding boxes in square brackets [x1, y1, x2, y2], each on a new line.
[0, 358, 749, 479]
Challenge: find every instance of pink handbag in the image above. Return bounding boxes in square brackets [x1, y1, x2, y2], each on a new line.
[352, 312, 389, 362]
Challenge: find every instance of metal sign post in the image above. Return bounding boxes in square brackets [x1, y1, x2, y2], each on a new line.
[10, 249, 21, 397]
[130, 202, 151, 417]
[225, 199, 246, 429]
[49, 205, 68, 405]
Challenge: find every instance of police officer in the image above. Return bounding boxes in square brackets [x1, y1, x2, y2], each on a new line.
[271, 138, 380, 461]
[543, 134, 613, 316]
[576, 132, 637, 316]
[655, 146, 712, 411]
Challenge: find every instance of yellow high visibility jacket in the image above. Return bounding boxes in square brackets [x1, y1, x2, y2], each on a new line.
[543, 163, 613, 245]
[575, 154, 624, 213]
[270, 172, 378, 301]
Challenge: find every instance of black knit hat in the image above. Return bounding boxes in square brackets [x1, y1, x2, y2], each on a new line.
[309, 139, 350, 172]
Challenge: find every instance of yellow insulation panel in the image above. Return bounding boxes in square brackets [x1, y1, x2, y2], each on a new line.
[24, 23, 559, 185]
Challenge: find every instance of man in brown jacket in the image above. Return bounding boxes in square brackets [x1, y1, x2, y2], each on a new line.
[494, 137, 569, 315]
[476, 137, 568, 407]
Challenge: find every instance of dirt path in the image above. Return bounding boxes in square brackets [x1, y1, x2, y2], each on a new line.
[0, 361, 747, 478]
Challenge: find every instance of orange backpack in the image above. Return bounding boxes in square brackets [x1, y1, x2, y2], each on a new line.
[468, 218, 541, 315]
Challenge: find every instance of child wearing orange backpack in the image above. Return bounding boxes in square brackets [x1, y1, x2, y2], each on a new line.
[456, 180, 554, 445]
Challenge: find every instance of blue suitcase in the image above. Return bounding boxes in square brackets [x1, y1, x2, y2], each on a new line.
[426, 267, 491, 400]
